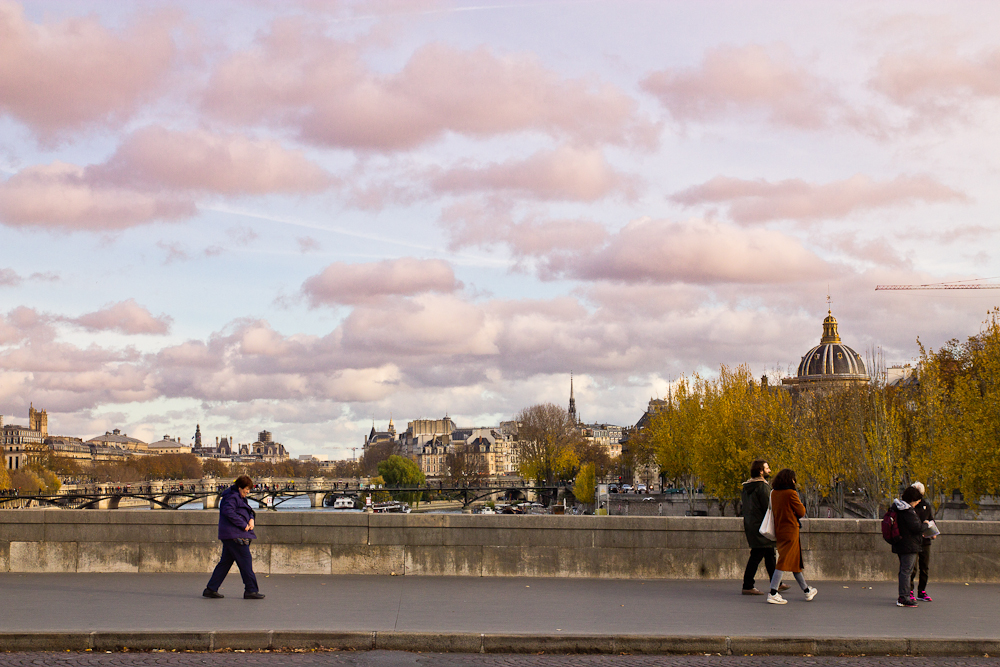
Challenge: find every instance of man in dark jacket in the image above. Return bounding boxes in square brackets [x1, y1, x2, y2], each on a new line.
[892, 485, 926, 608]
[203, 475, 264, 600]
[740, 459, 786, 595]
[908, 481, 936, 602]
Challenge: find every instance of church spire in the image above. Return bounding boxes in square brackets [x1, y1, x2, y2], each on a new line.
[568, 373, 577, 423]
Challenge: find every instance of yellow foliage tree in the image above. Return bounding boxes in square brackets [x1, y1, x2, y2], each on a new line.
[573, 462, 596, 504]
[516, 403, 581, 484]
[910, 309, 1000, 510]
[647, 376, 703, 512]
[695, 365, 793, 515]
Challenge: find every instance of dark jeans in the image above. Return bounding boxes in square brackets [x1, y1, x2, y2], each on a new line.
[909, 543, 931, 592]
[206, 539, 258, 593]
[897, 552, 918, 599]
[743, 547, 777, 590]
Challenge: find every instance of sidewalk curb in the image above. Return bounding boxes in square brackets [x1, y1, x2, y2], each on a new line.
[1, 632, 998, 656]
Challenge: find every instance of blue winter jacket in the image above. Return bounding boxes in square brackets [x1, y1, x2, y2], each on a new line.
[217, 485, 257, 541]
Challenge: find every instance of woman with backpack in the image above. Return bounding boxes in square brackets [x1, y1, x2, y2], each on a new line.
[766, 469, 818, 604]
[890, 485, 927, 608]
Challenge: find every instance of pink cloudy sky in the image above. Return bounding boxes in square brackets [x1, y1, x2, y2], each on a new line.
[1, 0, 999, 458]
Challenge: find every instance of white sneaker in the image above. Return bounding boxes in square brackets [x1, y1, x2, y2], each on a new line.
[804, 587, 818, 601]
[766, 592, 787, 604]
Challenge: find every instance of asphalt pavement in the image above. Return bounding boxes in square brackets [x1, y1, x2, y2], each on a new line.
[1, 574, 998, 655]
[1, 655, 1000, 667]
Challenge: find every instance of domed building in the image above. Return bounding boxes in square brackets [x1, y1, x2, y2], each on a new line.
[781, 309, 869, 393]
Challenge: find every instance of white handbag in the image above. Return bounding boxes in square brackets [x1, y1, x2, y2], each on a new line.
[759, 491, 776, 541]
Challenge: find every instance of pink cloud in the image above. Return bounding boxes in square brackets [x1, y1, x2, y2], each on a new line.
[430, 145, 637, 202]
[0, 162, 194, 231]
[440, 198, 608, 256]
[871, 47, 1000, 124]
[544, 217, 835, 285]
[71, 299, 172, 335]
[0, 1, 176, 141]
[302, 258, 462, 306]
[91, 126, 331, 195]
[0, 268, 21, 286]
[155, 341, 219, 369]
[203, 21, 652, 150]
[0, 125, 332, 230]
[297, 236, 321, 253]
[642, 44, 836, 129]
[671, 174, 967, 224]
[341, 294, 498, 357]
[0, 268, 991, 419]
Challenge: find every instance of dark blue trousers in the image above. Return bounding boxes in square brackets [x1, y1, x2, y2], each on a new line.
[206, 539, 258, 593]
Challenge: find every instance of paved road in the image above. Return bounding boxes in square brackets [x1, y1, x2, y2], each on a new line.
[2, 574, 999, 655]
[0, 654, 999, 667]
[1, 574, 997, 638]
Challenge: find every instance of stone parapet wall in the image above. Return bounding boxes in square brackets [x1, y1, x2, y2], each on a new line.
[0, 511, 997, 581]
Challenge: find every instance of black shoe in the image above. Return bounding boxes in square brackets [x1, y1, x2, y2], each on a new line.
[897, 596, 918, 607]
[202, 588, 224, 599]
[244, 591, 265, 599]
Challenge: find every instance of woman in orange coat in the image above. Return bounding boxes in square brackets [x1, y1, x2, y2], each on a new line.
[766, 469, 818, 604]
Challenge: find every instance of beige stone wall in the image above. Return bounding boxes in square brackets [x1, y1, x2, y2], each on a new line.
[0, 510, 996, 581]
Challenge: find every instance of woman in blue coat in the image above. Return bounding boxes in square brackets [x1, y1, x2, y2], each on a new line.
[203, 475, 264, 599]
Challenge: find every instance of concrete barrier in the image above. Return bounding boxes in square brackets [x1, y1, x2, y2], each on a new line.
[0, 510, 997, 581]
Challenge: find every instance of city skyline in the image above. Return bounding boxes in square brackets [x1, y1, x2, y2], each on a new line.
[1, 1, 999, 459]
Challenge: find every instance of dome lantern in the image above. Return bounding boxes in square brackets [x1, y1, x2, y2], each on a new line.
[782, 306, 869, 392]
[820, 310, 841, 344]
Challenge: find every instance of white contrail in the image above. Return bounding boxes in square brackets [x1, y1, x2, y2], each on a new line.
[204, 204, 509, 268]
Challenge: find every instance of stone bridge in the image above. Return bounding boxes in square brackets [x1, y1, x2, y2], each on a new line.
[35, 478, 364, 510]
[6, 477, 547, 510]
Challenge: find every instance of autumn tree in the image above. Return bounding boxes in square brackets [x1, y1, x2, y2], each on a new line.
[202, 458, 228, 477]
[515, 403, 582, 485]
[647, 377, 703, 512]
[446, 446, 488, 485]
[46, 455, 81, 478]
[573, 462, 596, 504]
[325, 459, 360, 478]
[909, 309, 1000, 510]
[360, 441, 397, 476]
[364, 474, 391, 503]
[694, 365, 793, 516]
[11, 469, 44, 493]
[576, 440, 614, 480]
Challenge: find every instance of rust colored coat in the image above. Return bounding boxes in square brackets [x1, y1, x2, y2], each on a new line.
[772, 489, 806, 572]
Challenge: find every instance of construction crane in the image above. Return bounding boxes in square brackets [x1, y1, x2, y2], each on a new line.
[876, 280, 1000, 291]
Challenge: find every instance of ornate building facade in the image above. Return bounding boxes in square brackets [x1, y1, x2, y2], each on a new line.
[2, 406, 48, 470]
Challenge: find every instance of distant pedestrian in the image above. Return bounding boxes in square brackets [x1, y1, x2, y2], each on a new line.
[203, 475, 265, 600]
[766, 469, 817, 605]
[740, 459, 787, 596]
[908, 481, 936, 602]
[891, 485, 927, 608]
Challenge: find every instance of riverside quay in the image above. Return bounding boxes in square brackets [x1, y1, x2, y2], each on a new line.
[2, 511, 1000, 656]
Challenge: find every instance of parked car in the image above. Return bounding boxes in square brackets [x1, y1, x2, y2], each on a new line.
[636, 484, 647, 494]
[621, 484, 633, 493]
